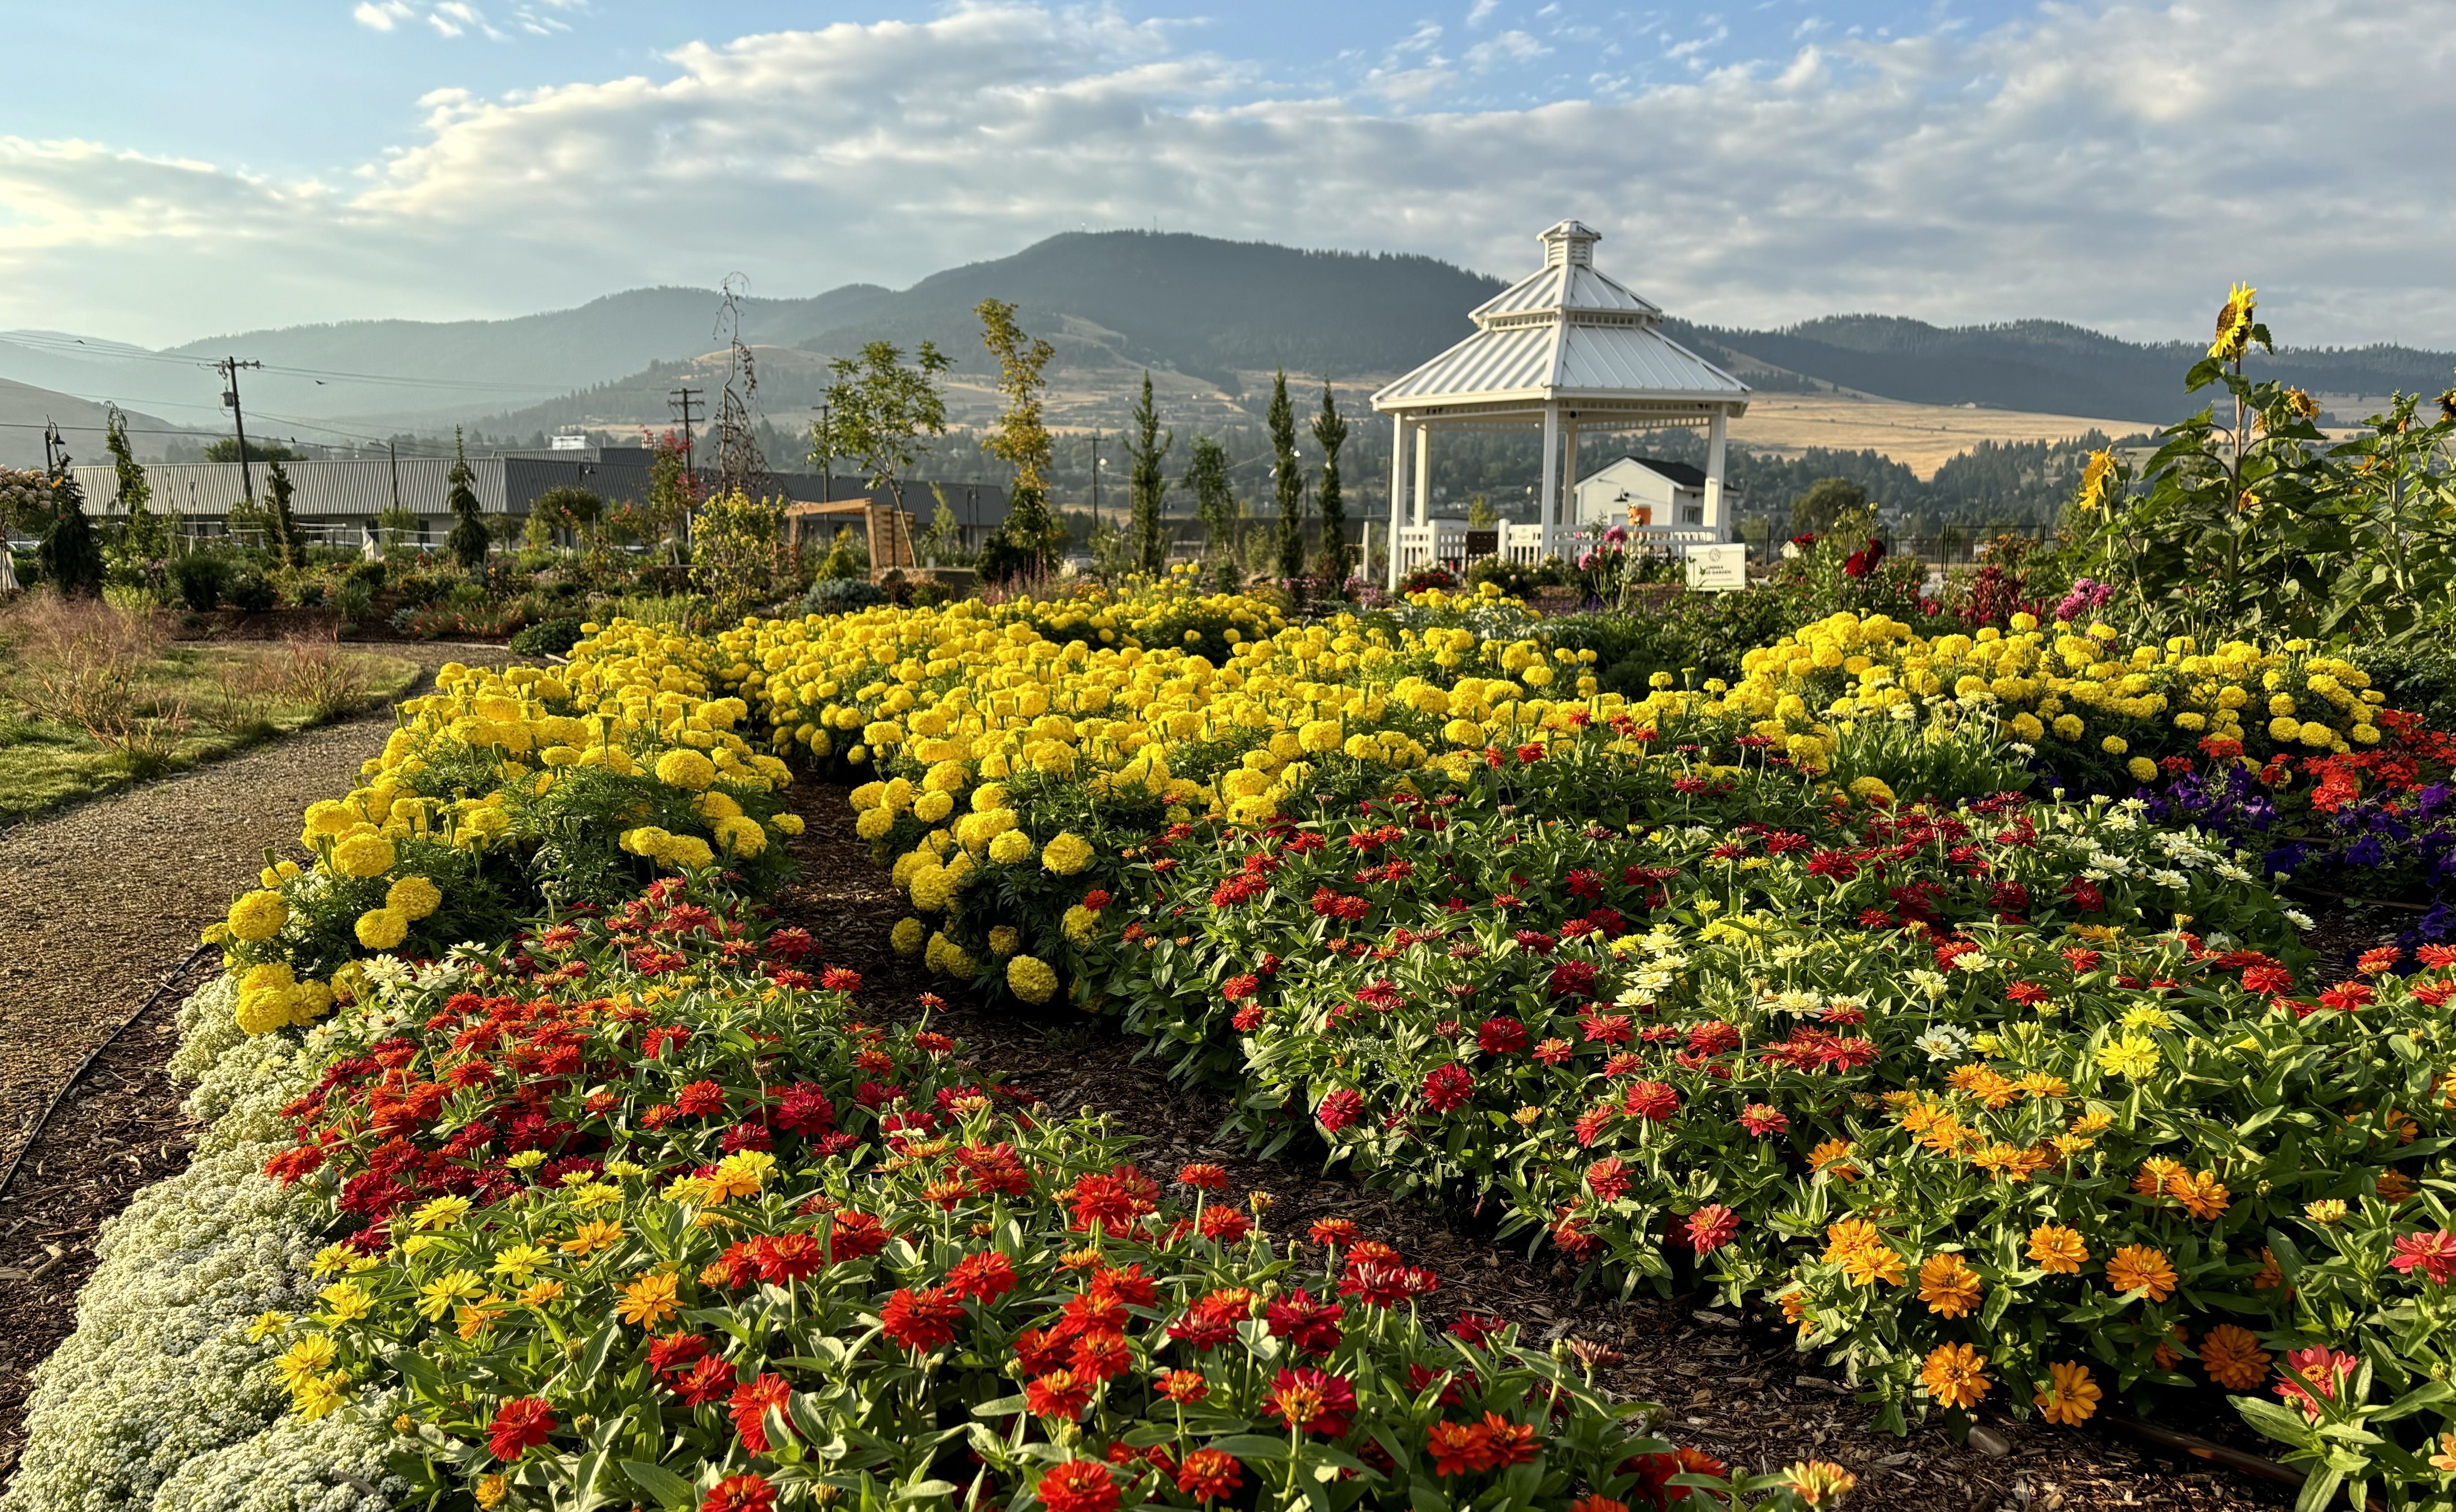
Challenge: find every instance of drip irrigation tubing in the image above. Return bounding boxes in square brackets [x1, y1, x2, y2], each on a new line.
[0, 942, 214, 1207]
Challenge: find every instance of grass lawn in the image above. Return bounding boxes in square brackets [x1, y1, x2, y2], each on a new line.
[0, 637, 420, 826]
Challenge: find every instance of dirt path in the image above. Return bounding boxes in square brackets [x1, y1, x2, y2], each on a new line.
[0, 642, 510, 1481]
[772, 779, 2286, 1512]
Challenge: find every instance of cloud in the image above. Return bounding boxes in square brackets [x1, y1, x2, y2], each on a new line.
[6, 0, 2451, 349]
[1466, 0, 1499, 25]
[352, 0, 581, 41]
[1464, 29, 1548, 69]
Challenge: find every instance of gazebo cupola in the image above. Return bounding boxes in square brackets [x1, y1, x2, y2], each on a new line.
[1371, 220, 1750, 586]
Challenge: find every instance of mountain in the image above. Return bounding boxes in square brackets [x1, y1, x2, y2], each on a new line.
[0, 377, 191, 470]
[4, 232, 2446, 445]
[1667, 315, 2453, 426]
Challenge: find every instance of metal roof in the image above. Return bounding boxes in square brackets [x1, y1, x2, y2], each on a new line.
[1375, 221, 1747, 415]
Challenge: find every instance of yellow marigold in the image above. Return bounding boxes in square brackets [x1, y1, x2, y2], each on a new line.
[385, 875, 443, 920]
[616, 1270, 682, 1328]
[226, 889, 290, 942]
[1918, 1253, 1983, 1318]
[713, 814, 767, 857]
[988, 925, 1021, 957]
[654, 748, 718, 790]
[988, 828, 1036, 866]
[330, 832, 397, 879]
[1007, 954, 1059, 1004]
[355, 908, 410, 951]
[891, 917, 926, 956]
[2034, 1361, 2101, 1426]
[1061, 904, 1101, 944]
[1919, 1342, 1990, 1410]
[2199, 1323, 2272, 1391]
[1042, 831, 1095, 876]
[2106, 1243, 2178, 1301]
[2028, 1223, 2089, 1275]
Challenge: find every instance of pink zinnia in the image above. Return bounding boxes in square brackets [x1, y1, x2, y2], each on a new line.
[2274, 1346, 2357, 1420]
[1737, 1104, 1789, 1136]
[1679, 1204, 1739, 1256]
[2390, 1230, 2456, 1285]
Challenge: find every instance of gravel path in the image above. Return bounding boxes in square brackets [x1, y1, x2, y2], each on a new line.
[0, 643, 511, 1176]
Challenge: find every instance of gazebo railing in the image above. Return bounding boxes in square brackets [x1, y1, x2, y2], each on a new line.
[1399, 520, 1722, 575]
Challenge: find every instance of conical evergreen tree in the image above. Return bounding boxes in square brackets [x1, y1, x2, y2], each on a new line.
[1268, 370, 1306, 581]
[264, 458, 308, 568]
[105, 408, 167, 567]
[1125, 371, 1172, 576]
[445, 429, 490, 570]
[1311, 383, 1350, 585]
[38, 464, 102, 597]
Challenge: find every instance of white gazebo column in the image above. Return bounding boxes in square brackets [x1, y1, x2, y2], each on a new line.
[1561, 417, 1580, 547]
[1411, 421, 1431, 527]
[1538, 403, 1561, 538]
[1704, 405, 1728, 539]
[1386, 413, 1409, 590]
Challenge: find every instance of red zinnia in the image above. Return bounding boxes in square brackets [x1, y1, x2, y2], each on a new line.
[829, 1209, 891, 1261]
[1623, 1081, 1679, 1121]
[1477, 1017, 1530, 1055]
[1037, 1459, 1120, 1512]
[1177, 1162, 1230, 1190]
[1025, 1368, 1095, 1420]
[1176, 1447, 1243, 1502]
[1586, 1157, 1631, 1204]
[1069, 1329, 1133, 1382]
[1263, 1366, 1357, 1437]
[752, 1231, 825, 1284]
[1423, 1064, 1475, 1113]
[1737, 1104, 1789, 1136]
[728, 1372, 793, 1453]
[487, 1397, 555, 1460]
[879, 1284, 965, 1352]
[1266, 1288, 1346, 1353]
[1198, 1205, 1252, 1243]
[1316, 1089, 1366, 1132]
[702, 1473, 776, 1512]
[675, 1080, 726, 1117]
[948, 1249, 1017, 1302]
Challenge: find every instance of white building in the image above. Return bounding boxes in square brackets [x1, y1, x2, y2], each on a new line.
[1573, 456, 1716, 530]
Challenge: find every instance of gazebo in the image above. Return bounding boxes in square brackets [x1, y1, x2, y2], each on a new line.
[1371, 220, 1751, 589]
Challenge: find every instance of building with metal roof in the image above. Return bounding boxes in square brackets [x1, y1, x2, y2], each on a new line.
[1371, 220, 1750, 586]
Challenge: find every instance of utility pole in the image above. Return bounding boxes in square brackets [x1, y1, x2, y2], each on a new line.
[217, 356, 264, 505]
[811, 403, 831, 502]
[669, 387, 703, 476]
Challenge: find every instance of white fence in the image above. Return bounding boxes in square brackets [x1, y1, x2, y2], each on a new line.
[1394, 520, 1719, 576]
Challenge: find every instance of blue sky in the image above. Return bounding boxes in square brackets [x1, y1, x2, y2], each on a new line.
[4, 1, 2448, 348]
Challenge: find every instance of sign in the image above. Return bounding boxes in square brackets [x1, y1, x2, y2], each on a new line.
[1683, 542, 1748, 593]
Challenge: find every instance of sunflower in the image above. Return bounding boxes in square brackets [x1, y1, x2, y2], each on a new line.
[2078, 448, 2118, 513]
[2209, 282, 2258, 362]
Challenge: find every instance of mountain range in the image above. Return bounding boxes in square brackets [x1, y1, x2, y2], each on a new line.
[1, 230, 2447, 460]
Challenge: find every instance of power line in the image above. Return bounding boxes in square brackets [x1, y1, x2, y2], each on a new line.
[668, 387, 702, 475]
[0, 331, 571, 394]
[216, 357, 263, 506]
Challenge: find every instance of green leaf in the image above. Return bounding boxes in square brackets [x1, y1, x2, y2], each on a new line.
[621, 1459, 696, 1509]
[1205, 1434, 1296, 1462]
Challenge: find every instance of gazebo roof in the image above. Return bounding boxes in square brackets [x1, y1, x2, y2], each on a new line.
[1373, 221, 1748, 417]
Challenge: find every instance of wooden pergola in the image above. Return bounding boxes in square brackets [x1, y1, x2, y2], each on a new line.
[1371, 220, 1751, 588]
[781, 497, 917, 576]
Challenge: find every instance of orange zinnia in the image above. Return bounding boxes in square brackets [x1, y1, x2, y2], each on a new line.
[1919, 1342, 1990, 1410]
[2198, 1324, 2272, 1391]
[1918, 1253, 1983, 1319]
[2034, 1361, 2100, 1425]
[2027, 1223, 2088, 1275]
[2106, 1244, 2178, 1301]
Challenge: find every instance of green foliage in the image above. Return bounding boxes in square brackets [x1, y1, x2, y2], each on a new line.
[1467, 492, 1497, 529]
[813, 338, 950, 515]
[1267, 369, 1305, 580]
[168, 551, 231, 612]
[260, 460, 308, 569]
[689, 488, 786, 613]
[202, 438, 301, 464]
[1313, 382, 1351, 582]
[1184, 434, 1235, 567]
[975, 299, 1063, 572]
[444, 430, 489, 571]
[1789, 476, 1869, 538]
[104, 409, 168, 568]
[525, 483, 602, 549]
[1124, 370, 1171, 575]
[802, 576, 888, 614]
[38, 467, 103, 598]
[2072, 290, 2456, 646]
[224, 570, 276, 613]
[507, 615, 585, 658]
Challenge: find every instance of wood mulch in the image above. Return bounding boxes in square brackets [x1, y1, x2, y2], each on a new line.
[0, 643, 511, 1486]
[773, 780, 2293, 1512]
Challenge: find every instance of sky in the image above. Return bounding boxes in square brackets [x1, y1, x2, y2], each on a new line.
[2, 0, 2448, 350]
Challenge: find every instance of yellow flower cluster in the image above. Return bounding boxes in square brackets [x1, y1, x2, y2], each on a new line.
[728, 582, 1688, 994]
[1716, 611, 2388, 765]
